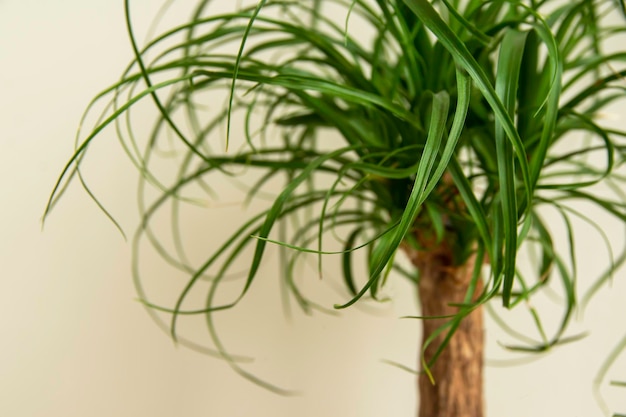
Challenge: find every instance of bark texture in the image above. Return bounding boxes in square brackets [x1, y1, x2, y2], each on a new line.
[404, 242, 484, 417]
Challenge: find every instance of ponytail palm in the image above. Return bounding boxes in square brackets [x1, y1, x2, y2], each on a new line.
[46, 0, 626, 415]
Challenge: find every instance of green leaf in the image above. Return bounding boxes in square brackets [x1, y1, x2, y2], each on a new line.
[494, 29, 528, 307]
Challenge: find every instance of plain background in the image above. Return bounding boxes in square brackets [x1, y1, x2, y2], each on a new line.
[1, 1, 625, 416]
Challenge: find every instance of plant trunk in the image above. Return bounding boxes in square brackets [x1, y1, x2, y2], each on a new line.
[404, 242, 484, 417]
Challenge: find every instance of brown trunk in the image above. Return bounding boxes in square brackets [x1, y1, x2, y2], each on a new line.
[404, 242, 484, 417]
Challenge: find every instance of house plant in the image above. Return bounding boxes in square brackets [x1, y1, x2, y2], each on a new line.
[44, 0, 626, 415]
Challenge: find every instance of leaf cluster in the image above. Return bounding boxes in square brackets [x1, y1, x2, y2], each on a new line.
[45, 0, 626, 406]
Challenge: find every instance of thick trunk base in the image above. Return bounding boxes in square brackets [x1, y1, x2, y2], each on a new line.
[405, 244, 484, 417]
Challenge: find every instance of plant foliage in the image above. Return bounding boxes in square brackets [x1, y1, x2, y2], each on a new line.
[45, 0, 626, 412]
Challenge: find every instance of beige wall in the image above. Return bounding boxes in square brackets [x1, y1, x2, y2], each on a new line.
[1, 1, 625, 416]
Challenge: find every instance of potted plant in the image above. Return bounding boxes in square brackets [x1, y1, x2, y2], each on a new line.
[45, 0, 626, 415]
